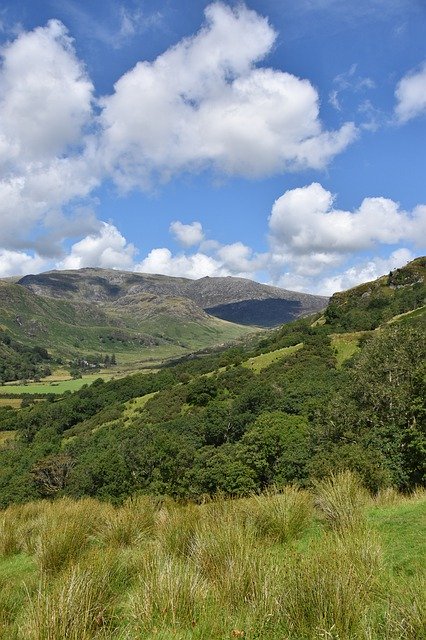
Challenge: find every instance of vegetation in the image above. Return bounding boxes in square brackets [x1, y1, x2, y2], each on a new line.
[325, 256, 425, 331]
[0, 310, 423, 505]
[0, 476, 424, 639]
[0, 331, 51, 384]
[0, 278, 255, 365]
[0, 259, 424, 637]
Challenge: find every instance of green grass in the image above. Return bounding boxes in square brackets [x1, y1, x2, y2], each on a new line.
[123, 392, 159, 422]
[367, 495, 426, 576]
[331, 332, 364, 367]
[242, 343, 303, 373]
[388, 304, 426, 324]
[0, 553, 35, 580]
[0, 398, 21, 408]
[0, 375, 114, 395]
[0, 477, 424, 640]
[0, 431, 16, 447]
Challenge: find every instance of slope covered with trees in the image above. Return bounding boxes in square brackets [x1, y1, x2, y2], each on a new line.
[0, 253, 424, 507]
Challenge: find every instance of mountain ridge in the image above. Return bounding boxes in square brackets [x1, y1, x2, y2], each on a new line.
[16, 267, 327, 327]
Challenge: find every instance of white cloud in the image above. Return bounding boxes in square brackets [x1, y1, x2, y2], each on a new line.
[135, 227, 265, 280]
[317, 248, 415, 296]
[0, 19, 100, 256]
[170, 221, 205, 247]
[58, 222, 136, 270]
[266, 183, 425, 293]
[269, 182, 425, 257]
[98, 2, 356, 189]
[329, 63, 375, 112]
[395, 62, 426, 123]
[136, 248, 223, 279]
[0, 250, 47, 278]
[0, 19, 93, 164]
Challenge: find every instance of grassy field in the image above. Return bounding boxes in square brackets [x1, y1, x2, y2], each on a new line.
[123, 393, 159, 423]
[387, 304, 426, 324]
[331, 332, 364, 368]
[0, 431, 16, 447]
[242, 343, 303, 373]
[0, 375, 113, 396]
[0, 398, 22, 408]
[0, 473, 424, 640]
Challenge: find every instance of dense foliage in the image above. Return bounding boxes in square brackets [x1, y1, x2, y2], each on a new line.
[0, 305, 424, 506]
[0, 331, 51, 384]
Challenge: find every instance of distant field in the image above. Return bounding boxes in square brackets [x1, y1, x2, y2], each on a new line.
[0, 375, 112, 395]
[243, 343, 303, 373]
[0, 430, 16, 446]
[0, 397, 22, 408]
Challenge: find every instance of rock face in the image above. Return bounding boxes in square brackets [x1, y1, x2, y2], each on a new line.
[18, 268, 328, 327]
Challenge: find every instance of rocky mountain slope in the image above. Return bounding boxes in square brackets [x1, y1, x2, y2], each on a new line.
[18, 268, 327, 327]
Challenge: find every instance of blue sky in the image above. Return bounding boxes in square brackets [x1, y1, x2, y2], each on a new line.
[0, 0, 425, 294]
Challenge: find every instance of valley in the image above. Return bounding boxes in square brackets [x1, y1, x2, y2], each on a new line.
[0, 257, 424, 640]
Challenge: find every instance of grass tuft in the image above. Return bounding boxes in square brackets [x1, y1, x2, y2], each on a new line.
[313, 470, 369, 531]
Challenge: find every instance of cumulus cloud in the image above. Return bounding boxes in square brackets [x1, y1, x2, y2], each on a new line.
[0, 19, 100, 258]
[266, 183, 425, 293]
[0, 250, 47, 278]
[395, 62, 426, 123]
[0, 19, 93, 165]
[98, 2, 356, 189]
[135, 242, 264, 281]
[136, 248, 222, 280]
[269, 182, 425, 257]
[135, 222, 266, 280]
[0, 5, 358, 267]
[317, 248, 415, 296]
[170, 221, 205, 247]
[58, 223, 136, 270]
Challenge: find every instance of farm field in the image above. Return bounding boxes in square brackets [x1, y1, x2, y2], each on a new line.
[0, 375, 113, 395]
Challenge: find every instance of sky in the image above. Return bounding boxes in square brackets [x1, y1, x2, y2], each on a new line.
[0, 0, 425, 295]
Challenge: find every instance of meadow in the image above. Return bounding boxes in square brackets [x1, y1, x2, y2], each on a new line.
[0, 472, 424, 640]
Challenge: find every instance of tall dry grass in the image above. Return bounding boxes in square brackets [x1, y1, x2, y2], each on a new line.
[313, 470, 369, 531]
[0, 480, 424, 639]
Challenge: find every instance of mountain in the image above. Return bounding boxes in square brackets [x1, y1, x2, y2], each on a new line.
[18, 268, 327, 327]
[0, 268, 326, 363]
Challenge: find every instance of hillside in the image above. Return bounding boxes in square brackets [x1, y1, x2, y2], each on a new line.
[0, 258, 424, 508]
[0, 268, 327, 367]
[325, 256, 426, 330]
[0, 278, 254, 364]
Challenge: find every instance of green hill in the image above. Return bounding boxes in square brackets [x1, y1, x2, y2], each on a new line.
[325, 256, 426, 331]
[0, 267, 328, 373]
[0, 279, 254, 367]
